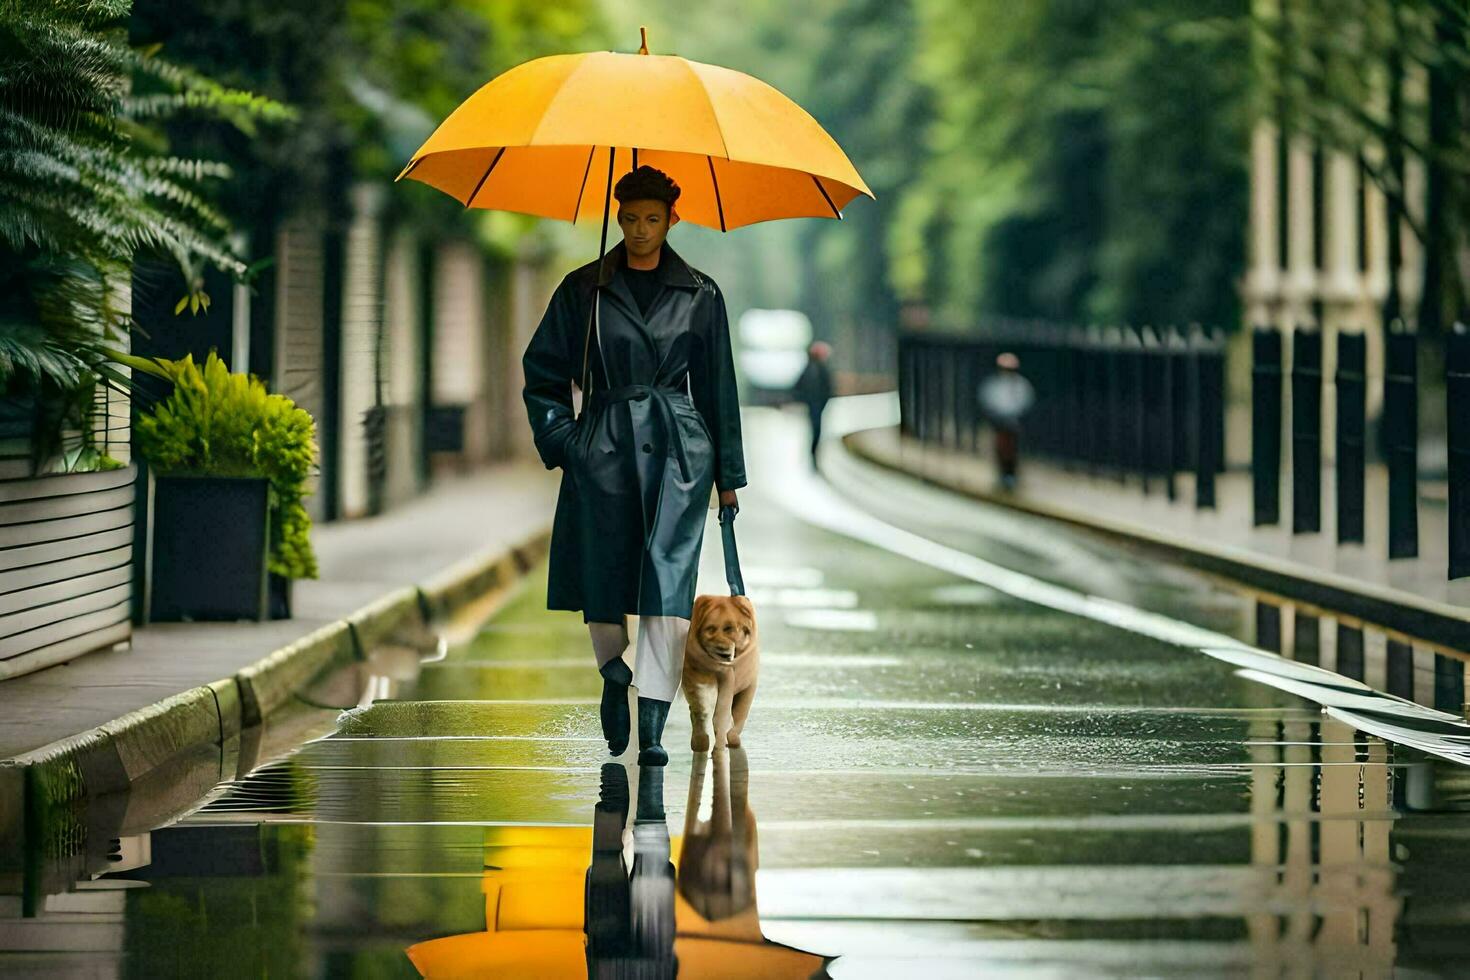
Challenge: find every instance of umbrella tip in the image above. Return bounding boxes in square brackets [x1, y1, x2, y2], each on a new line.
[638, 25, 648, 55]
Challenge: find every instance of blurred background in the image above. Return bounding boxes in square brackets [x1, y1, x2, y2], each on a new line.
[4, 0, 1469, 675]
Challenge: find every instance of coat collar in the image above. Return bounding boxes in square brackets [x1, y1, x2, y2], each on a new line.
[595, 239, 700, 289]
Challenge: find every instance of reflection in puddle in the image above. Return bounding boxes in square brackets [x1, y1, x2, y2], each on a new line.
[402, 750, 825, 978]
[1253, 597, 1468, 718]
[10, 534, 1470, 975]
[13, 717, 1467, 976]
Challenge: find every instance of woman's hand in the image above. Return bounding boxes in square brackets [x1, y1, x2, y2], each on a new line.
[718, 489, 739, 510]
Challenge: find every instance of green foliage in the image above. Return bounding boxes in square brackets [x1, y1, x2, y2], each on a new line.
[337, 0, 603, 235]
[127, 0, 600, 273]
[0, 0, 293, 475]
[132, 351, 319, 579]
[901, 0, 1250, 331]
[1253, 0, 1470, 332]
[617, 1, 1250, 339]
[123, 824, 315, 975]
[601, 0, 925, 364]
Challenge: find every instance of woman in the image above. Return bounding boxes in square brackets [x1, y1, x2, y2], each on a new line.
[522, 165, 746, 766]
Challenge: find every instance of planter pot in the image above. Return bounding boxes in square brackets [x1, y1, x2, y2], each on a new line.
[148, 473, 270, 622]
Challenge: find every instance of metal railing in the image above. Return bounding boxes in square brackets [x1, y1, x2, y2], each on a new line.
[898, 322, 1227, 508]
[899, 316, 1470, 582]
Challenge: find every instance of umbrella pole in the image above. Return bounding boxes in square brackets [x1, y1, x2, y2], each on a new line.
[597, 145, 615, 268]
[581, 146, 617, 401]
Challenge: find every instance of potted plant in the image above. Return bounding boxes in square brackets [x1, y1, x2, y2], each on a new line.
[129, 350, 318, 621]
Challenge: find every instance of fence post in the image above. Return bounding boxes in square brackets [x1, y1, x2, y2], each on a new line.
[1082, 327, 1105, 473]
[1121, 327, 1146, 486]
[1060, 328, 1083, 465]
[1290, 326, 1322, 534]
[898, 334, 912, 436]
[1102, 326, 1126, 478]
[911, 337, 924, 440]
[1449, 320, 1469, 578]
[962, 343, 978, 454]
[1251, 327, 1282, 525]
[921, 339, 935, 444]
[1335, 331, 1367, 544]
[944, 337, 960, 449]
[1190, 325, 1222, 509]
[1140, 327, 1167, 493]
[1166, 326, 1188, 501]
[1383, 320, 1419, 559]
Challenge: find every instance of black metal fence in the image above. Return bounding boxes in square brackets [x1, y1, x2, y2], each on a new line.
[899, 318, 1470, 582]
[898, 323, 1227, 507]
[1383, 322, 1420, 560]
[1450, 321, 1470, 579]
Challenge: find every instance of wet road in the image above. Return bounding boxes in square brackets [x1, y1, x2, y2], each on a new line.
[7, 400, 1470, 977]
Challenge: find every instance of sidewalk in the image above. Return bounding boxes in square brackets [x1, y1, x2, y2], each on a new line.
[846, 425, 1470, 652]
[0, 460, 558, 764]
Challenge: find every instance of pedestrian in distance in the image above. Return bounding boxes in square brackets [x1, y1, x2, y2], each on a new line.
[976, 351, 1035, 491]
[522, 165, 747, 766]
[790, 340, 833, 469]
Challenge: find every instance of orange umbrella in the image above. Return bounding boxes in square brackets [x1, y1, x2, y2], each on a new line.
[395, 26, 871, 257]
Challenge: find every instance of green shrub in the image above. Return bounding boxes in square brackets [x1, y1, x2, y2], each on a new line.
[134, 351, 318, 580]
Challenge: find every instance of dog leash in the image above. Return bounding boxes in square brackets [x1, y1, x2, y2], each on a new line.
[718, 504, 745, 597]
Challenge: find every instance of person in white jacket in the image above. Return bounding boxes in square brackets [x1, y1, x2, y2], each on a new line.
[976, 352, 1035, 490]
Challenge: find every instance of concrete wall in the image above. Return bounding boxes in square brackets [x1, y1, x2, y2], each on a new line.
[337, 183, 388, 519]
[272, 209, 329, 524]
[382, 227, 426, 509]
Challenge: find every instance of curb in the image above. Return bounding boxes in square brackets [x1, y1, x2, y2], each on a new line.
[843, 427, 1470, 653]
[1, 525, 553, 807]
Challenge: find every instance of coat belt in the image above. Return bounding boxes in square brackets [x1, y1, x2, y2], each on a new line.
[589, 382, 695, 484]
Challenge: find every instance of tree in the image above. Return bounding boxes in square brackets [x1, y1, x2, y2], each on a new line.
[899, 0, 1250, 331]
[0, 0, 291, 471]
[1253, 0, 1470, 334]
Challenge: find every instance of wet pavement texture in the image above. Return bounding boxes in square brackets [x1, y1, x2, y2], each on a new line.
[5, 406, 1470, 977]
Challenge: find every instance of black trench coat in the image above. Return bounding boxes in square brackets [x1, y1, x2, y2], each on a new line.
[522, 239, 746, 623]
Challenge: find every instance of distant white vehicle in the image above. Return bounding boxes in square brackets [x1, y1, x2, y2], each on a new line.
[737, 308, 812, 395]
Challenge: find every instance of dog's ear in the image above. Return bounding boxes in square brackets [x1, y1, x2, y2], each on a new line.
[691, 594, 713, 626]
[731, 595, 755, 620]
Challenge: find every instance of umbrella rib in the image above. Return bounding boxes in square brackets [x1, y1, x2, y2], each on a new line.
[572, 145, 596, 221]
[811, 174, 842, 220]
[396, 157, 423, 183]
[465, 147, 506, 209]
[707, 156, 727, 233]
[599, 146, 615, 260]
[678, 59, 731, 160]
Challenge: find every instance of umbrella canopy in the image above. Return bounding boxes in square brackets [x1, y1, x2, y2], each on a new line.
[394, 28, 872, 232]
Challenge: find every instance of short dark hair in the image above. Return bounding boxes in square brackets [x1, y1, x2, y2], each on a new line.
[614, 165, 680, 214]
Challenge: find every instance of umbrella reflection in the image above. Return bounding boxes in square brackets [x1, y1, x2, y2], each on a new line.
[404, 753, 823, 978]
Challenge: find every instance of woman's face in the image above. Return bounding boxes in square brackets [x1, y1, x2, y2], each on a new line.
[618, 199, 677, 260]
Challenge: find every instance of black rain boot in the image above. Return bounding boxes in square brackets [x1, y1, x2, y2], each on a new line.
[599, 658, 633, 755]
[636, 696, 672, 767]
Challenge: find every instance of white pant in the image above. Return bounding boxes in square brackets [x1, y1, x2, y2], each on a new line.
[588, 615, 689, 703]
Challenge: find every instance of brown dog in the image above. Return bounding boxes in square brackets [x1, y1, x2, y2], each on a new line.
[682, 595, 759, 752]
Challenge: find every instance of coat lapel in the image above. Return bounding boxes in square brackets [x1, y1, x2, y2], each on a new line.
[594, 240, 702, 361]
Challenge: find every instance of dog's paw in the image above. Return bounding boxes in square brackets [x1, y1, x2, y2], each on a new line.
[690, 731, 712, 752]
[724, 731, 741, 748]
